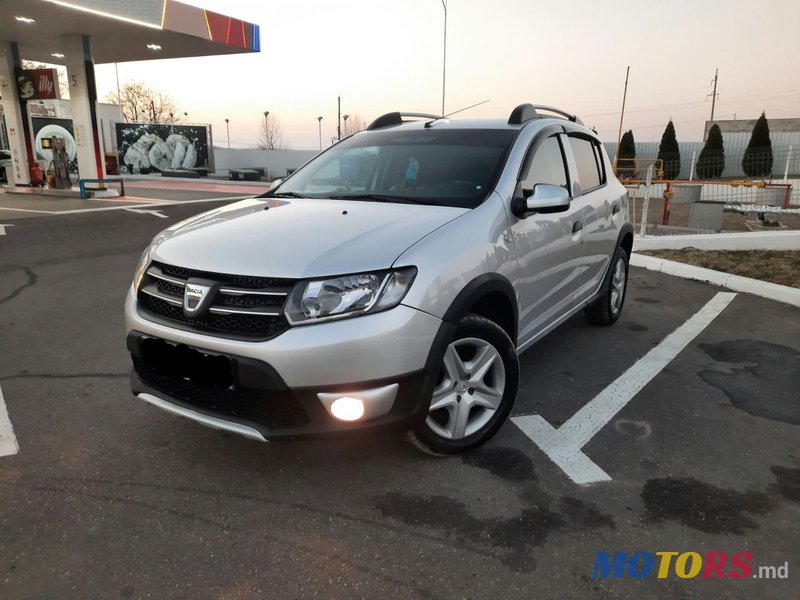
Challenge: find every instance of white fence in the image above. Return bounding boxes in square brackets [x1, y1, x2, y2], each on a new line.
[212, 148, 319, 179]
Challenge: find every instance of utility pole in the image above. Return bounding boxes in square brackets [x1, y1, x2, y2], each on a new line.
[317, 116, 323, 150]
[707, 68, 719, 122]
[337, 95, 341, 141]
[613, 66, 630, 174]
[704, 68, 719, 141]
[441, 0, 447, 116]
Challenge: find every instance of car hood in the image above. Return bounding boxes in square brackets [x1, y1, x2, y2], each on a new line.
[149, 197, 468, 279]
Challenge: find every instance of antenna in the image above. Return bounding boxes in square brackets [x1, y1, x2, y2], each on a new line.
[424, 99, 491, 128]
[443, 99, 490, 118]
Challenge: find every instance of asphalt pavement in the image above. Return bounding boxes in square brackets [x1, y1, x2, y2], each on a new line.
[0, 190, 798, 599]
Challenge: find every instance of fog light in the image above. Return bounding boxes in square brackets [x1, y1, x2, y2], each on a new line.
[330, 397, 365, 421]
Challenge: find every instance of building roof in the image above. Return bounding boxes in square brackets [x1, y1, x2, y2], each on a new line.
[1, 0, 259, 64]
[705, 117, 800, 137]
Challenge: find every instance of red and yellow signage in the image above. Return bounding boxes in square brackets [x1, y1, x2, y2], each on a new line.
[16, 69, 60, 101]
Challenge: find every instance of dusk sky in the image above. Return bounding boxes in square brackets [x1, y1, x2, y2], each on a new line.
[93, 0, 800, 150]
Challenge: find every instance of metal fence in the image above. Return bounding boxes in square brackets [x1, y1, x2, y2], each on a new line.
[624, 179, 799, 236]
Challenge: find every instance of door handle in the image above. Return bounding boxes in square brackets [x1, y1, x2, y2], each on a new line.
[572, 220, 584, 233]
[612, 202, 621, 214]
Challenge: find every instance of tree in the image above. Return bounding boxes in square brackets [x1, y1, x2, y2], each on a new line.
[616, 129, 636, 177]
[696, 124, 725, 178]
[105, 81, 179, 124]
[258, 115, 285, 149]
[741, 112, 773, 177]
[344, 114, 367, 136]
[657, 120, 680, 179]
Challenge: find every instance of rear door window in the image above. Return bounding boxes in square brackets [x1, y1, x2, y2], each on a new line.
[568, 136, 604, 192]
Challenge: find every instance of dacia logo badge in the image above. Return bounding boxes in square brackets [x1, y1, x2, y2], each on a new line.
[183, 282, 213, 317]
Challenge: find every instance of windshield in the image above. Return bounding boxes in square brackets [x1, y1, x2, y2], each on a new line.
[267, 128, 517, 209]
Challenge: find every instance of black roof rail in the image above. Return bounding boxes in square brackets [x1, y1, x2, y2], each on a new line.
[508, 103, 583, 126]
[367, 111, 442, 130]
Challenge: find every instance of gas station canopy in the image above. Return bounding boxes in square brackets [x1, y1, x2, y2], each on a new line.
[0, 0, 259, 186]
[0, 0, 260, 65]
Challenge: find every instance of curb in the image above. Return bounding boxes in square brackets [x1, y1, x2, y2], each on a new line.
[633, 231, 800, 252]
[630, 253, 800, 308]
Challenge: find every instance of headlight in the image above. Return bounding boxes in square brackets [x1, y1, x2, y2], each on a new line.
[285, 267, 417, 325]
[133, 247, 151, 292]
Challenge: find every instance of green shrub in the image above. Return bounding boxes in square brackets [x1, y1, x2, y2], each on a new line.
[741, 112, 773, 177]
[657, 120, 681, 179]
[617, 130, 636, 176]
[696, 124, 725, 178]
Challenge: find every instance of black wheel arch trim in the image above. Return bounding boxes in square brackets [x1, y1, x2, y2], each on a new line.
[598, 223, 634, 289]
[412, 274, 518, 428]
[617, 222, 634, 255]
[440, 273, 518, 344]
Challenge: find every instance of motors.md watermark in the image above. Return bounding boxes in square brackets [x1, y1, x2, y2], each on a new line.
[592, 551, 789, 580]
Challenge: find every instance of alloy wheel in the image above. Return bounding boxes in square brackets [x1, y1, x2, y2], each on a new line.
[426, 337, 506, 440]
[610, 256, 626, 316]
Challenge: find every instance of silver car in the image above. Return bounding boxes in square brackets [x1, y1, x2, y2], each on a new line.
[125, 104, 632, 453]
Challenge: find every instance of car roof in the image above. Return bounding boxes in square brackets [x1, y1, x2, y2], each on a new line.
[361, 105, 593, 137]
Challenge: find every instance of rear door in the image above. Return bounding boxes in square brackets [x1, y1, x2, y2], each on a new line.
[564, 133, 617, 298]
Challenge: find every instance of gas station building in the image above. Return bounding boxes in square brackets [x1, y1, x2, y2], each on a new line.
[0, 0, 259, 185]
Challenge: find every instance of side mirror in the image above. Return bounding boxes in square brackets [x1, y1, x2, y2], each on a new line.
[512, 184, 570, 218]
[268, 178, 282, 191]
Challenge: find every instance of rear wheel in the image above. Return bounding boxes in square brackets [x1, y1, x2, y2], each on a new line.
[409, 314, 519, 454]
[585, 246, 629, 325]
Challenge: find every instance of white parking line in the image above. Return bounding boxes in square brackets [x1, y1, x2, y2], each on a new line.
[125, 208, 168, 219]
[513, 291, 737, 484]
[0, 195, 253, 216]
[0, 386, 20, 458]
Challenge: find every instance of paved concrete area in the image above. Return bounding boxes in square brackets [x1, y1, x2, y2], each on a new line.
[0, 191, 798, 599]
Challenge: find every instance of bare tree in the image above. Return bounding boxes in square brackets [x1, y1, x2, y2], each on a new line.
[105, 81, 179, 124]
[21, 60, 70, 99]
[344, 114, 367, 136]
[258, 115, 285, 149]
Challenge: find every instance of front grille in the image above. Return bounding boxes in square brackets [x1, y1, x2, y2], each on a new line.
[134, 355, 310, 429]
[137, 261, 295, 340]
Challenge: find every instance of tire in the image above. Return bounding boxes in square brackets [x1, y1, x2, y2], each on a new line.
[585, 245, 629, 325]
[409, 313, 520, 454]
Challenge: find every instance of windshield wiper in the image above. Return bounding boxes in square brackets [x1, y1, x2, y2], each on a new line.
[328, 194, 438, 206]
[261, 191, 310, 198]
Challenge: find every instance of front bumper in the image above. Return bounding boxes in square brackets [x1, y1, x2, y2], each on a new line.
[125, 288, 447, 440]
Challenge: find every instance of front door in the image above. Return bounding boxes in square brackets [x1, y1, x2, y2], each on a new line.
[509, 133, 586, 346]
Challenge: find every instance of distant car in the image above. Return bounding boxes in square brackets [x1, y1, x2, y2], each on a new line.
[0, 149, 11, 182]
[126, 103, 632, 454]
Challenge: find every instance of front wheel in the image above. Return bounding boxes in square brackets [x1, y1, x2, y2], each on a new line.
[409, 314, 519, 454]
[585, 246, 629, 325]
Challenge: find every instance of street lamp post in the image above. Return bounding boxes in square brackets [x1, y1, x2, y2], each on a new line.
[263, 110, 269, 149]
[317, 116, 323, 150]
[225, 118, 230, 148]
[343, 114, 349, 136]
[441, 0, 447, 116]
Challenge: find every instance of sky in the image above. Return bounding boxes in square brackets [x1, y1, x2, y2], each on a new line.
[92, 0, 800, 150]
